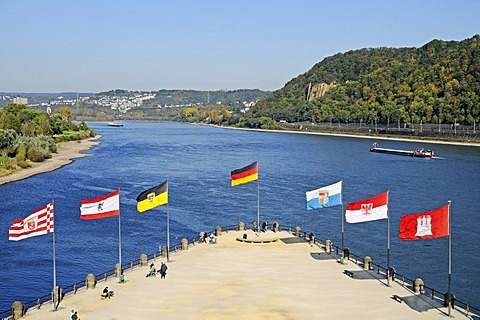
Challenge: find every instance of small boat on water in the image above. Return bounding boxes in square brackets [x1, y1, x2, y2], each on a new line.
[107, 121, 124, 127]
[369, 143, 435, 157]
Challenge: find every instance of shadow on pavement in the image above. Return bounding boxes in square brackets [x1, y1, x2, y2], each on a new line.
[392, 294, 444, 313]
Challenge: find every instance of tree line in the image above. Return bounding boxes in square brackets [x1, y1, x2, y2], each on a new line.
[0, 104, 95, 172]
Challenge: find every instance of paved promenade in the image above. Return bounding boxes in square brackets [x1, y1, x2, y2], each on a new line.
[21, 230, 464, 320]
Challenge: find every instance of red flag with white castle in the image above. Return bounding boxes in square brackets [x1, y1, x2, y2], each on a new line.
[9, 201, 54, 241]
[345, 191, 388, 223]
[399, 204, 449, 240]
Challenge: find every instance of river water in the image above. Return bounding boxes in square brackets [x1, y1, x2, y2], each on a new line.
[0, 121, 479, 311]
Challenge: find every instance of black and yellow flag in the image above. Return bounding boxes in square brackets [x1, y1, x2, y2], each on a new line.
[136, 180, 168, 213]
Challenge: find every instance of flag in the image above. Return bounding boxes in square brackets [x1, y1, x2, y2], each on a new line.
[136, 180, 168, 213]
[9, 201, 54, 241]
[306, 181, 342, 210]
[399, 204, 449, 240]
[345, 191, 388, 223]
[231, 161, 258, 186]
[80, 189, 120, 220]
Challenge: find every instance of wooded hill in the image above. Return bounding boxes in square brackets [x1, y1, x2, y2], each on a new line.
[249, 35, 480, 127]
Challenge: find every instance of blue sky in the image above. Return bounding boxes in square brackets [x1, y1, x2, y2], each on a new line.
[1, 0, 479, 93]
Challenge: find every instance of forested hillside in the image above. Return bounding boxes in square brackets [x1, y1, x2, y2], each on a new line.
[247, 35, 480, 127]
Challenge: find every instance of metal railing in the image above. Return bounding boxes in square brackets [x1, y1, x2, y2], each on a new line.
[0, 225, 237, 319]
[291, 226, 480, 319]
[1, 223, 478, 319]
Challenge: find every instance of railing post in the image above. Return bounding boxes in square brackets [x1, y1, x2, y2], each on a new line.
[86, 274, 96, 289]
[11, 301, 25, 320]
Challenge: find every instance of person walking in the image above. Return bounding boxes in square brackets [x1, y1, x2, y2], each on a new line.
[72, 311, 79, 320]
[159, 262, 168, 279]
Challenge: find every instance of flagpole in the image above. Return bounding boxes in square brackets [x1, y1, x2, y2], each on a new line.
[447, 200, 452, 316]
[341, 187, 344, 257]
[52, 200, 57, 311]
[257, 165, 260, 237]
[167, 202, 170, 262]
[118, 189, 122, 281]
[387, 191, 391, 287]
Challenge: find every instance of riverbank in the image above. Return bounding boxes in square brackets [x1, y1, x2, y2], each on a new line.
[0, 135, 101, 186]
[213, 125, 480, 147]
[19, 229, 467, 320]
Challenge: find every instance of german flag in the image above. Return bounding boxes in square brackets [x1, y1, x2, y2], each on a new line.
[136, 180, 168, 213]
[231, 161, 258, 186]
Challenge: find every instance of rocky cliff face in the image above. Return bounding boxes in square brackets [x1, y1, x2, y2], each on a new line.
[305, 82, 337, 101]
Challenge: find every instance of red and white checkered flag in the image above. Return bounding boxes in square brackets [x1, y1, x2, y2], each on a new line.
[9, 201, 54, 241]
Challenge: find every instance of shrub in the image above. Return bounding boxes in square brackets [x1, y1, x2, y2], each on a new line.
[27, 146, 49, 162]
[17, 160, 31, 168]
[0, 150, 15, 169]
[54, 129, 94, 142]
[16, 146, 26, 162]
[14, 136, 56, 160]
[0, 129, 17, 150]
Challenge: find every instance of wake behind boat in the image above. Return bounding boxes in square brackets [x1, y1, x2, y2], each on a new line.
[369, 143, 435, 157]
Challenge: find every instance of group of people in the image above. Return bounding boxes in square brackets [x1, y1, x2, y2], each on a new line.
[101, 287, 114, 299]
[199, 232, 216, 244]
[252, 221, 278, 233]
[146, 262, 168, 278]
[70, 309, 80, 320]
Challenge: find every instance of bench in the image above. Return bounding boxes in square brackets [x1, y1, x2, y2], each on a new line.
[236, 237, 278, 243]
[344, 270, 354, 278]
[392, 295, 403, 303]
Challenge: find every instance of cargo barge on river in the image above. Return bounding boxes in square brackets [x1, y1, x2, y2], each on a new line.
[369, 143, 435, 157]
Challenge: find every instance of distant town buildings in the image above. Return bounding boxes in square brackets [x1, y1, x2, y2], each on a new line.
[13, 97, 28, 104]
[1, 91, 258, 113]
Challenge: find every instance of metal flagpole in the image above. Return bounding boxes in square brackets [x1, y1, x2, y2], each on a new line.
[386, 190, 391, 287]
[52, 200, 57, 310]
[341, 189, 344, 256]
[257, 165, 260, 237]
[387, 198, 391, 287]
[167, 203, 170, 262]
[448, 200, 452, 316]
[118, 189, 122, 282]
[167, 180, 170, 262]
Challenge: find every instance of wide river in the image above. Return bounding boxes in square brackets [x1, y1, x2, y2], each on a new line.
[0, 121, 479, 311]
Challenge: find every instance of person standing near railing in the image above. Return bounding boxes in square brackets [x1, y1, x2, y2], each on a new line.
[159, 262, 168, 279]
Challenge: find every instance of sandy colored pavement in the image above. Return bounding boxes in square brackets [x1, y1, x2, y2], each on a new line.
[20, 230, 467, 320]
[0, 136, 101, 186]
